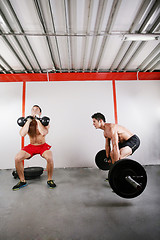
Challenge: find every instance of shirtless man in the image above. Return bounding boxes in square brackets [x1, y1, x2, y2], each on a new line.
[92, 113, 140, 164]
[12, 105, 56, 190]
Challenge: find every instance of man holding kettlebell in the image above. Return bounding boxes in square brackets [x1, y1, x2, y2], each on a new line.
[12, 105, 56, 190]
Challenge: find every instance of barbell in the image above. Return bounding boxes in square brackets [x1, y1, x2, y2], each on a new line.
[95, 150, 147, 199]
[95, 150, 112, 170]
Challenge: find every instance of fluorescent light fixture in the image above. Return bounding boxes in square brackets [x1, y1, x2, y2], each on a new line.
[123, 34, 159, 41]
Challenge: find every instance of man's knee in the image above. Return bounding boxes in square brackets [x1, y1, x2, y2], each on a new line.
[43, 152, 53, 164]
[15, 154, 23, 163]
[47, 156, 53, 164]
[15, 151, 30, 163]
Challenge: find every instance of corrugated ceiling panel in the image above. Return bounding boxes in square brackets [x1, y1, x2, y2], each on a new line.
[50, 0, 66, 33]
[127, 41, 160, 70]
[98, 0, 114, 33]
[27, 36, 53, 69]
[76, 0, 88, 34]
[57, 37, 70, 69]
[0, 37, 25, 71]
[88, 36, 104, 70]
[5, 0, 42, 33]
[0, 0, 159, 73]
[98, 36, 123, 70]
[112, 0, 144, 32]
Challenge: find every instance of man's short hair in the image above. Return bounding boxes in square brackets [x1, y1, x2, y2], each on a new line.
[91, 112, 106, 122]
[33, 105, 42, 113]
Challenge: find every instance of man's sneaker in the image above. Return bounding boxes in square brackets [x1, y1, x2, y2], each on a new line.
[104, 178, 109, 182]
[47, 180, 56, 189]
[12, 181, 28, 191]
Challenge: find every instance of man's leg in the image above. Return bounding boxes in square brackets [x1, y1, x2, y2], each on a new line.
[119, 146, 132, 159]
[42, 150, 54, 181]
[110, 146, 132, 164]
[42, 150, 56, 188]
[12, 150, 31, 190]
[15, 150, 31, 181]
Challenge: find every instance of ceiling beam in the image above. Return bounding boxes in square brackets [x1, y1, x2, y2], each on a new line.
[82, 0, 94, 71]
[1, 32, 159, 38]
[34, 0, 57, 71]
[0, 72, 159, 82]
[95, 0, 122, 71]
[48, 0, 62, 72]
[63, 0, 72, 71]
[87, 0, 107, 71]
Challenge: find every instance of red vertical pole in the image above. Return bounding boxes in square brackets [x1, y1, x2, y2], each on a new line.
[112, 80, 118, 124]
[22, 81, 26, 164]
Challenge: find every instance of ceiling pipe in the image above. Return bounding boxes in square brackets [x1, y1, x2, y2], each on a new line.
[82, 0, 93, 72]
[116, 0, 160, 71]
[87, 0, 107, 71]
[48, 0, 62, 72]
[34, 0, 56, 71]
[95, 0, 122, 71]
[64, 0, 72, 72]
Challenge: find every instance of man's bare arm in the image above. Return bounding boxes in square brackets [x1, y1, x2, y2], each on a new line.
[105, 137, 111, 158]
[111, 130, 120, 163]
[19, 118, 32, 137]
[36, 120, 49, 136]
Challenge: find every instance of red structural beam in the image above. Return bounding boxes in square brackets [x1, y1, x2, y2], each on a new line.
[21, 81, 26, 160]
[112, 80, 118, 124]
[0, 72, 160, 82]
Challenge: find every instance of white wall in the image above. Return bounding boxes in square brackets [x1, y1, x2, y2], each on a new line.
[0, 80, 160, 169]
[0, 83, 22, 169]
[116, 81, 160, 165]
[25, 81, 114, 168]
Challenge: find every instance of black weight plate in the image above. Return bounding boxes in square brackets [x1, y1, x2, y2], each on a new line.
[108, 159, 147, 199]
[12, 170, 18, 179]
[24, 167, 44, 179]
[95, 150, 110, 170]
[12, 167, 44, 180]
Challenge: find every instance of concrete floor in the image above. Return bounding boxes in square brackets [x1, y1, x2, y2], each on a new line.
[0, 166, 160, 240]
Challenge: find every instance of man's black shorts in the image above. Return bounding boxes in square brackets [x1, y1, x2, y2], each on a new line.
[118, 135, 140, 154]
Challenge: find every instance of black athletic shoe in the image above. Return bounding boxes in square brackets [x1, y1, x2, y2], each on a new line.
[47, 180, 56, 188]
[12, 181, 28, 191]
